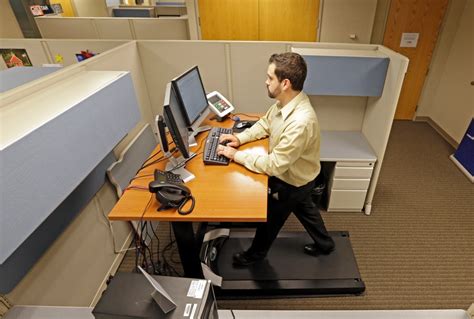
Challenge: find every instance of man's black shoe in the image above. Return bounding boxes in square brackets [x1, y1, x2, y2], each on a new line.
[303, 244, 335, 256]
[232, 251, 265, 266]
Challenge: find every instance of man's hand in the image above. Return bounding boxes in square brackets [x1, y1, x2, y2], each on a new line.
[217, 145, 237, 160]
[219, 134, 240, 148]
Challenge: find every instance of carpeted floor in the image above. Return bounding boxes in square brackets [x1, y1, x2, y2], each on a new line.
[118, 120, 474, 310]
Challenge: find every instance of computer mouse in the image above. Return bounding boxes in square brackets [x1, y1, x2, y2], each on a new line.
[236, 121, 252, 129]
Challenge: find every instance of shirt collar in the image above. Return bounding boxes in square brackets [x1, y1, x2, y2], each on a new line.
[277, 91, 307, 121]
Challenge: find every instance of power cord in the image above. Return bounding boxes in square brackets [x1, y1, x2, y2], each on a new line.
[95, 196, 139, 254]
[231, 112, 261, 120]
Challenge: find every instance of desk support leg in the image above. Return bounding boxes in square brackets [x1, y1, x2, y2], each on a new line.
[171, 221, 204, 279]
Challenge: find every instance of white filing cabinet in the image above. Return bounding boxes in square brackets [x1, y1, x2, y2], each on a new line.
[327, 161, 375, 212]
[320, 131, 377, 213]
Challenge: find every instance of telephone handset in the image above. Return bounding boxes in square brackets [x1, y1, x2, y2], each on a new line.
[207, 91, 235, 120]
[148, 169, 195, 215]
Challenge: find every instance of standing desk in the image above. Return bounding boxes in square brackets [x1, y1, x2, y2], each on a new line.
[109, 115, 367, 297]
[108, 116, 268, 279]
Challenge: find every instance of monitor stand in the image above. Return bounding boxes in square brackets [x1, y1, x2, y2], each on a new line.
[165, 154, 195, 182]
[189, 125, 212, 146]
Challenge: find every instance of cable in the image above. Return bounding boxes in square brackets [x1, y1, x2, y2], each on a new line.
[138, 131, 174, 170]
[231, 112, 261, 120]
[177, 194, 195, 215]
[138, 147, 177, 172]
[128, 173, 153, 183]
[167, 151, 198, 172]
[135, 194, 154, 273]
[95, 196, 138, 254]
[161, 225, 182, 277]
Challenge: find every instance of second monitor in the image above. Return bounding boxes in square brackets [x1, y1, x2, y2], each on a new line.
[171, 66, 211, 145]
[157, 82, 195, 182]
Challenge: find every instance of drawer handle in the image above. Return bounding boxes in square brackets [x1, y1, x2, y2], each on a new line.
[467, 133, 474, 140]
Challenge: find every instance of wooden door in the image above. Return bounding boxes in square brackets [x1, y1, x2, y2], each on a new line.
[198, 0, 259, 40]
[259, 0, 319, 41]
[383, 0, 448, 120]
[198, 0, 319, 41]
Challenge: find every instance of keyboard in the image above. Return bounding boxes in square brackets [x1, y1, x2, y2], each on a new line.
[154, 169, 183, 184]
[203, 127, 233, 165]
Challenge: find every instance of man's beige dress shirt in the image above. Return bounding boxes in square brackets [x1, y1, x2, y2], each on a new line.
[234, 91, 321, 187]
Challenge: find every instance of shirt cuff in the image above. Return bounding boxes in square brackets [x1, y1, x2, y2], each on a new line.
[235, 132, 251, 145]
[233, 150, 248, 165]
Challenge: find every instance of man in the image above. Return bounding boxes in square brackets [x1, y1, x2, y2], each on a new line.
[217, 52, 335, 266]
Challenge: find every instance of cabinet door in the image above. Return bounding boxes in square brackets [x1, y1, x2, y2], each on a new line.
[198, 0, 319, 41]
[259, 0, 319, 41]
[328, 190, 367, 212]
[198, 0, 259, 40]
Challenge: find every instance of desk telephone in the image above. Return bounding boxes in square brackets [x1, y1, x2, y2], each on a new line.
[148, 169, 195, 215]
[207, 91, 234, 120]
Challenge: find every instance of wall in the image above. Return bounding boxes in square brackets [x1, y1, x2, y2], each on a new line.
[319, 0, 377, 44]
[0, 0, 23, 38]
[370, 0, 391, 44]
[72, 0, 108, 17]
[416, 0, 473, 143]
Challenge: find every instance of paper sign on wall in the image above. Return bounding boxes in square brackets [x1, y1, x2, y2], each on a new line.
[400, 33, 419, 48]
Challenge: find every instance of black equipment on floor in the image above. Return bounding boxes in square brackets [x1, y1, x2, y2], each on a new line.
[201, 230, 365, 298]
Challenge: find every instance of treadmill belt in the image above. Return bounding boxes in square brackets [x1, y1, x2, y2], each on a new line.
[211, 231, 365, 297]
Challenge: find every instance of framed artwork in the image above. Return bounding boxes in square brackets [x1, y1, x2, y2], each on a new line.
[0, 49, 33, 68]
[30, 5, 44, 16]
[51, 3, 64, 14]
[75, 50, 97, 62]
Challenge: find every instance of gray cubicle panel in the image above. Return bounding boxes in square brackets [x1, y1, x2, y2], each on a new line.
[35, 17, 190, 41]
[94, 19, 135, 40]
[0, 71, 141, 292]
[137, 41, 228, 116]
[35, 17, 99, 39]
[132, 18, 189, 40]
[229, 42, 286, 112]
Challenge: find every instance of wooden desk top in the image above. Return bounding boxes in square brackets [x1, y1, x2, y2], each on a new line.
[108, 116, 268, 222]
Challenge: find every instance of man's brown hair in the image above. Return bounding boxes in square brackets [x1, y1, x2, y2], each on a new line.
[269, 52, 307, 91]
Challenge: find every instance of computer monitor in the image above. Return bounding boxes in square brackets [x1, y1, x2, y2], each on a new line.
[160, 83, 195, 182]
[171, 66, 211, 145]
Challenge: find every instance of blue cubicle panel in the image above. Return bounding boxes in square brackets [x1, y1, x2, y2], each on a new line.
[302, 56, 389, 96]
[0, 152, 116, 293]
[453, 118, 474, 176]
[0, 73, 140, 273]
[0, 67, 60, 93]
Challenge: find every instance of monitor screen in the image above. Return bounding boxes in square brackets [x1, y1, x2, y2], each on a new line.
[171, 66, 209, 126]
[163, 84, 190, 159]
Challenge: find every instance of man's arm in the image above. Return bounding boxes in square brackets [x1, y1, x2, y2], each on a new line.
[234, 121, 312, 176]
[234, 115, 270, 145]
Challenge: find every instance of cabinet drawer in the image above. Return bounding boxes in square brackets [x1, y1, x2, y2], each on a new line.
[334, 166, 373, 178]
[336, 161, 375, 168]
[328, 190, 367, 211]
[332, 178, 370, 190]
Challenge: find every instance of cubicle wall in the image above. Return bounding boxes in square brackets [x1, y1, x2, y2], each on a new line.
[0, 39, 128, 71]
[130, 40, 406, 213]
[35, 16, 190, 40]
[1, 39, 407, 306]
[1, 41, 151, 306]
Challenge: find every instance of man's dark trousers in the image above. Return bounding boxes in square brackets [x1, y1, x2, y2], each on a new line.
[248, 176, 335, 255]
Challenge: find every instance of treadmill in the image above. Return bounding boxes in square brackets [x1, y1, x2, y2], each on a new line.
[200, 229, 365, 298]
